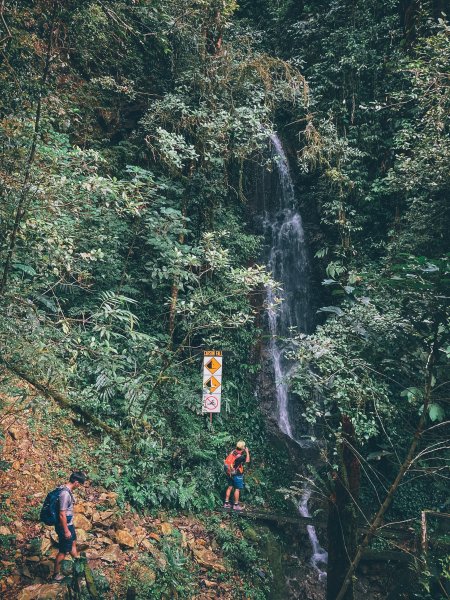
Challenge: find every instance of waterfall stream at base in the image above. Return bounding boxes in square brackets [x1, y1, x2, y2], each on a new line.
[264, 133, 328, 581]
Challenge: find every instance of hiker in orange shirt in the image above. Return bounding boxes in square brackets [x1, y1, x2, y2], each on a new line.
[223, 441, 250, 511]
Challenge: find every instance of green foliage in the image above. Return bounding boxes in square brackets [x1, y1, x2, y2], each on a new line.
[121, 540, 196, 599]
[204, 515, 270, 597]
[1, 2, 450, 597]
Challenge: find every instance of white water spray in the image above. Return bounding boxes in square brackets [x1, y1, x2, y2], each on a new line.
[265, 133, 328, 580]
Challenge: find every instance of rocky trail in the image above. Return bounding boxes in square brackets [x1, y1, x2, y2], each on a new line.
[0, 377, 253, 599]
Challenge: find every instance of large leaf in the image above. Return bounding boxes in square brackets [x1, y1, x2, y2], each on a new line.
[13, 263, 36, 276]
[428, 403, 445, 422]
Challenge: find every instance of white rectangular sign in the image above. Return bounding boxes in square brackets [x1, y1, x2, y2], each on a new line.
[202, 393, 221, 413]
[202, 351, 222, 414]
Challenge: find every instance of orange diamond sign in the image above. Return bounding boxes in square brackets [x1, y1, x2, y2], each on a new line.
[204, 357, 221, 374]
[204, 376, 221, 393]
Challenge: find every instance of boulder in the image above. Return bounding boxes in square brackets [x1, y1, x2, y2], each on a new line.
[50, 530, 59, 545]
[74, 502, 94, 517]
[75, 529, 90, 551]
[134, 526, 147, 545]
[92, 510, 115, 527]
[100, 544, 122, 563]
[40, 537, 52, 555]
[189, 543, 226, 573]
[115, 529, 135, 548]
[140, 538, 153, 551]
[76, 529, 88, 542]
[26, 556, 41, 563]
[17, 583, 68, 599]
[73, 514, 91, 531]
[94, 535, 113, 546]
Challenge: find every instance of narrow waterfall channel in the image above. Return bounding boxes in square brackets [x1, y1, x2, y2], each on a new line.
[264, 133, 328, 581]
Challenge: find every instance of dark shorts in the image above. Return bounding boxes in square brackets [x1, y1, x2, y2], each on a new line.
[55, 523, 76, 554]
[226, 474, 244, 490]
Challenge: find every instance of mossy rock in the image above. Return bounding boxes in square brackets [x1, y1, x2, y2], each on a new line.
[258, 527, 287, 600]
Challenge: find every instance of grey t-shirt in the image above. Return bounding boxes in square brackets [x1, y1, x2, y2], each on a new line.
[59, 486, 74, 522]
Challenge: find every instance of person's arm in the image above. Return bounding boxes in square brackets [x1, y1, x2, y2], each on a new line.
[59, 490, 72, 539]
[234, 450, 249, 468]
[59, 510, 71, 539]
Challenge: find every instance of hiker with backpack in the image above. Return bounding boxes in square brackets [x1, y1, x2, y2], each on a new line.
[223, 441, 250, 511]
[40, 471, 87, 581]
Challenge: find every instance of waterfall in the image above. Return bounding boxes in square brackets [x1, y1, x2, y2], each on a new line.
[264, 133, 328, 581]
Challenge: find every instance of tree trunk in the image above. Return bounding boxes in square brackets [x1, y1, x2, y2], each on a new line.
[327, 415, 360, 600]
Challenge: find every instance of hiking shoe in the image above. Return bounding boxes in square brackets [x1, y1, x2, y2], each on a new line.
[233, 503, 244, 511]
[223, 502, 231, 509]
[52, 574, 65, 582]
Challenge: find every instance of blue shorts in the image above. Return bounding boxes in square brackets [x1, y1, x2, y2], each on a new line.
[55, 523, 76, 554]
[227, 474, 244, 490]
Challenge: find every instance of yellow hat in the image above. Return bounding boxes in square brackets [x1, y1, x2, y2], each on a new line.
[236, 441, 246, 450]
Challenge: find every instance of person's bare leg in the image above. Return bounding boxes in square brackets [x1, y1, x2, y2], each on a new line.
[233, 489, 240, 504]
[225, 486, 233, 502]
[70, 541, 79, 559]
[54, 552, 66, 574]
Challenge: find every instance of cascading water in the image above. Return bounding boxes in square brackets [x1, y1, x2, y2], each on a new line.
[264, 133, 328, 581]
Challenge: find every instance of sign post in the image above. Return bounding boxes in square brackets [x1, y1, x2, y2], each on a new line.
[202, 350, 222, 422]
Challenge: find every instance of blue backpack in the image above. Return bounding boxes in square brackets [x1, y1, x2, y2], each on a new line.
[40, 487, 61, 526]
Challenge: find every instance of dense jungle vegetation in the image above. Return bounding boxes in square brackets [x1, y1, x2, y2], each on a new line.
[1, 1, 449, 598]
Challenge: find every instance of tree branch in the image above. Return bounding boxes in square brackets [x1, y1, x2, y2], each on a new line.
[335, 334, 440, 600]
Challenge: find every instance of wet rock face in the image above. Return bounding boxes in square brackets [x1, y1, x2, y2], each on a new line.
[256, 346, 279, 431]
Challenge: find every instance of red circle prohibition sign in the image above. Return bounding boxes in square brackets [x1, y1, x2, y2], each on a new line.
[203, 395, 218, 411]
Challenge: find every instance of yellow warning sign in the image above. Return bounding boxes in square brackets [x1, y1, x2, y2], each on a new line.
[204, 357, 221, 374]
[203, 376, 221, 393]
